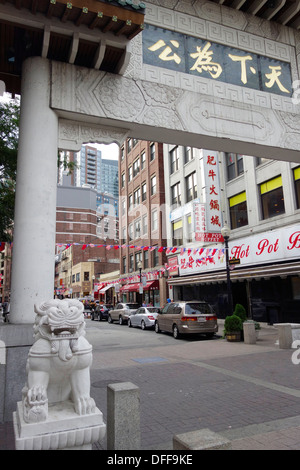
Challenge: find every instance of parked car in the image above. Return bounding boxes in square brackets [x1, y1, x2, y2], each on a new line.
[91, 304, 114, 321]
[128, 306, 161, 330]
[154, 301, 218, 339]
[108, 303, 140, 325]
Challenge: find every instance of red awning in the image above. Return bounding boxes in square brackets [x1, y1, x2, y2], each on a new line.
[120, 280, 159, 292]
[145, 280, 159, 290]
[120, 283, 140, 292]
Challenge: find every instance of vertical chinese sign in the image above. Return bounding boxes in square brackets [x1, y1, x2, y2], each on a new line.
[197, 150, 223, 243]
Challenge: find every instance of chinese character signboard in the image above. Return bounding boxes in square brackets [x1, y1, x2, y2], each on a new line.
[196, 150, 223, 242]
[143, 25, 292, 97]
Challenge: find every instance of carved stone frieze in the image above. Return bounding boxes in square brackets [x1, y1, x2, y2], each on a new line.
[58, 119, 128, 151]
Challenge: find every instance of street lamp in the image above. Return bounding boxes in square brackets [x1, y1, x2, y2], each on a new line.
[221, 224, 233, 316]
[137, 261, 143, 299]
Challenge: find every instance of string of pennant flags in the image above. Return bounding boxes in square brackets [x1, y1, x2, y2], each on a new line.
[56, 242, 226, 283]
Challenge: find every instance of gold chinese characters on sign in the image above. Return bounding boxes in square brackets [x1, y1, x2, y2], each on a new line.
[143, 25, 292, 96]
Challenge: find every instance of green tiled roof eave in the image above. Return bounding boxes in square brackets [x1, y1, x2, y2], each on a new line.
[101, 0, 146, 13]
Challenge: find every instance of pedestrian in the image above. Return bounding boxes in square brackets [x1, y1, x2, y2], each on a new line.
[2, 298, 10, 323]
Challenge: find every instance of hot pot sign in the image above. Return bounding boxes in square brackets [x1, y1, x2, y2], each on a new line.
[178, 225, 300, 275]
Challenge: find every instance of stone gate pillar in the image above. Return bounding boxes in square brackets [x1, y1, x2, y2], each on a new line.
[10, 57, 58, 324]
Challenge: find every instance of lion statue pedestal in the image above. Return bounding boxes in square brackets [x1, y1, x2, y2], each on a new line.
[13, 299, 106, 450]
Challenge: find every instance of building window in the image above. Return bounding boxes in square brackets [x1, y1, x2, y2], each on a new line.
[129, 223, 134, 241]
[133, 158, 140, 177]
[121, 226, 126, 244]
[153, 246, 159, 266]
[122, 257, 126, 274]
[186, 172, 197, 202]
[184, 146, 193, 164]
[151, 175, 157, 195]
[260, 176, 285, 219]
[128, 194, 133, 212]
[186, 215, 193, 243]
[128, 166, 132, 182]
[152, 209, 158, 231]
[121, 172, 125, 188]
[129, 254, 134, 272]
[121, 198, 126, 216]
[141, 151, 146, 170]
[142, 182, 147, 201]
[229, 192, 248, 229]
[135, 219, 141, 238]
[84, 272, 89, 281]
[294, 167, 300, 209]
[172, 219, 183, 246]
[226, 153, 244, 181]
[134, 187, 141, 205]
[171, 182, 181, 208]
[127, 139, 132, 153]
[143, 250, 149, 269]
[256, 157, 269, 166]
[170, 146, 179, 174]
[142, 214, 148, 236]
[150, 143, 155, 161]
[76, 273, 80, 282]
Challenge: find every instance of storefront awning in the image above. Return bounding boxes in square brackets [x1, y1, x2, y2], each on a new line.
[167, 261, 300, 286]
[120, 283, 140, 292]
[98, 284, 114, 294]
[145, 280, 159, 290]
[120, 280, 159, 292]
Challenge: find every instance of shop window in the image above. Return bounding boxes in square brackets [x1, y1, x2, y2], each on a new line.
[294, 167, 300, 209]
[226, 153, 244, 181]
[260, 176, 285, 219]
[229, 192, 248, 229]
[172, 219, 183, 246]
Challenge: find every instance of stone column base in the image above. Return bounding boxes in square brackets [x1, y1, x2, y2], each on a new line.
[13, 400, 106, 450]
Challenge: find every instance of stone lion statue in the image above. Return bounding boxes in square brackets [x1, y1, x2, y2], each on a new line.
[22, 299, 96, 424]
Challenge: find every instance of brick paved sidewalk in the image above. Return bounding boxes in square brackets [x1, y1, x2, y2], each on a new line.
[2, 322, 300, 451]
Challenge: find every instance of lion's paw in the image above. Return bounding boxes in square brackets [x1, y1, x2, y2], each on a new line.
[23, 385, 48, 423]
[74, 396, 96, 415]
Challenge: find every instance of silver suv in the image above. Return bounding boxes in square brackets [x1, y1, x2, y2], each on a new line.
[155, 301, 218, 339]
[108, 303, 140, 325]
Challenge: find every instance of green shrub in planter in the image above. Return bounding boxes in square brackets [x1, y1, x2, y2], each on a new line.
[224, 314, 243, 334]
[233, 304, 247, 322]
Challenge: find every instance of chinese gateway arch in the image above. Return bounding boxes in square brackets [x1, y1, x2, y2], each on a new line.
[0, 0, 299, 326]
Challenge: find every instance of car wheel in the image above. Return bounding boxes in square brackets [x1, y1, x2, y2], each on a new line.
[155, 321, 160, 333]
[108, 315, 113, 324]
[173, 324, 180, 339]
[119, 316, 123, 325]
[128, 319, 132, 327]
[141, 320, 146, 330]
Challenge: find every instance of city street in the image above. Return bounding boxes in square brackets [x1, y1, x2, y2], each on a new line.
[84, 318, 300, 451]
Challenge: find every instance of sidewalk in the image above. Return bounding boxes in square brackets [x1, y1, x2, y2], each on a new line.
[2, 321, 300, 450]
